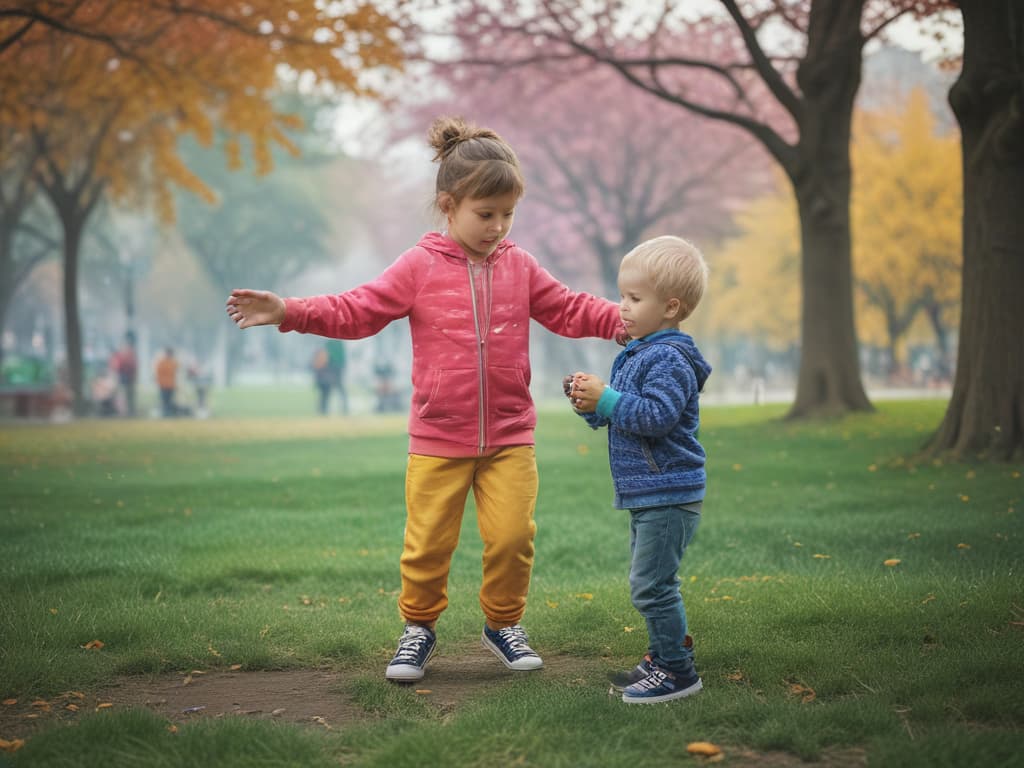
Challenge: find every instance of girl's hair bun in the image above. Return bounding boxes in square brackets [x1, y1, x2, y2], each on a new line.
[428, 116, 500, 162]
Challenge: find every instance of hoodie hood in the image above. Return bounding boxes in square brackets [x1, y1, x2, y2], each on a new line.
[418, 231, 513, 263]
[629, 329, 712, 391]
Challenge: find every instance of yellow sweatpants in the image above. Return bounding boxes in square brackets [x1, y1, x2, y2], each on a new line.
[399, 446, 539, 629]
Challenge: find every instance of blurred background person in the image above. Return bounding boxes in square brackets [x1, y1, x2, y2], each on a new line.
[155, 347, 179, 417]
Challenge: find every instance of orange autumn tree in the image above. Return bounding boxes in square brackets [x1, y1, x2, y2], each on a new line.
[0, 1, 403, 413]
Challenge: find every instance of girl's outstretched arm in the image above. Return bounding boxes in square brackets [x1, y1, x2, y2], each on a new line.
[226, 289, 286, 329]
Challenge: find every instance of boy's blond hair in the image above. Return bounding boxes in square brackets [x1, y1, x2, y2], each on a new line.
[621, 235, 708, 324]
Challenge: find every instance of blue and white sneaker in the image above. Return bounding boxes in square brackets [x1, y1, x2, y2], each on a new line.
[385, 623, 436, 682]
[608, 635, 694, 693]
[482, 624, 543, 670]
[622, 664, 702, 704]
[607, 654, 654, 693]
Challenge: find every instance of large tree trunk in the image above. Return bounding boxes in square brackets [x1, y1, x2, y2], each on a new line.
[786, 0, 873, 418]
[928, 0, 1024, 460]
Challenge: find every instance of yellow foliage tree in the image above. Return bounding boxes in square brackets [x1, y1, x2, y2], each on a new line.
[706, 175, 800, 351]
[0, 1, 404, 413]
[851, 87, 962, 376]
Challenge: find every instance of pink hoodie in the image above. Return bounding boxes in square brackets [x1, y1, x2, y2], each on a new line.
[279, 232, 623, 457]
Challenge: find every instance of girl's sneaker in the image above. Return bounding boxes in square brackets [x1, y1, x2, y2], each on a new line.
[385, 623, 436, 682]
[622, 664, 702, 704]
[482, 624, 543, 670]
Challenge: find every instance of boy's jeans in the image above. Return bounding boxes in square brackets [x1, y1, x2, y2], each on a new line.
[628, 503, 701, 672]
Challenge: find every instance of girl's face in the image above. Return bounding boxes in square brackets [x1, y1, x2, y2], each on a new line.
[444, 191, 519, 261]
[617, 265, 680, 340]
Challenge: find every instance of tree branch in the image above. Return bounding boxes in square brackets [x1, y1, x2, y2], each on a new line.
[718, 0, 802, 120]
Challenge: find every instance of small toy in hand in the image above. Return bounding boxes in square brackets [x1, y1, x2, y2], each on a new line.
[563, 373, 585, 409]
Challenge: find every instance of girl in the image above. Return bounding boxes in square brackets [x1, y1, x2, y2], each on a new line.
[226, 116, 624, 682]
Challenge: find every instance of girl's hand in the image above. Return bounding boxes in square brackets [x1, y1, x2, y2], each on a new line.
[226, 289, 286, 329]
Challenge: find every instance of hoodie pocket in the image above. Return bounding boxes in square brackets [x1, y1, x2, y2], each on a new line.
[640, 438, 661, 473]
[488, 366, 535, 431]
[416, 368, 477, 423]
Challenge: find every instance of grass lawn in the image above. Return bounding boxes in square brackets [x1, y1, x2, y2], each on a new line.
[1, 397, 1022, 767]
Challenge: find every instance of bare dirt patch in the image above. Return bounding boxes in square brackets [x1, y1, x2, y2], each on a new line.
[0, 649, 868, 765]
[1, 645, 585, 739]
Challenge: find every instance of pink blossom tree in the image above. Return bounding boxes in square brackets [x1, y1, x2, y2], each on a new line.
[420, 0, 956, 418]
[415, 46, 771, 299]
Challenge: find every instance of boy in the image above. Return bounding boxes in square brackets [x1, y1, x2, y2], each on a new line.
[568, 235, 711, 704]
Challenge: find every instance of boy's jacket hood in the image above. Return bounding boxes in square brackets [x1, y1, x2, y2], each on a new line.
[628, 330, 712, 391]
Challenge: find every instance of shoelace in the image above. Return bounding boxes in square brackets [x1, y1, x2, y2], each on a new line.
[392, 628, 431, 663]
[495, 625, 535, 657]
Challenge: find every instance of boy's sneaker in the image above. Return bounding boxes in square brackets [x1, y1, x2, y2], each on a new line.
[608, 654, 654, 693]
[385, 623, 436, 682]
[607, 635, 694, 693]
[482, 624, 543, 670]
[622, 664, 702, 704]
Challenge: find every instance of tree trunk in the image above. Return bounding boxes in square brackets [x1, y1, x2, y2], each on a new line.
[60, 214, 87, 416]
[786, 0, 873, 418]
[923, 301, 951, 379]
[0, 224, 16, 375]
[928, 0, 1024, 460]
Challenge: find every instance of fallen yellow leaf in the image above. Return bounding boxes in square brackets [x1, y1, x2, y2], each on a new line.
[574, 593, 594, 600]
[2, 699, 16, 706]
[82, 639, 105, 650]
[96, 702, 113, 710]
[687, 741, 722, 756]
[0, 738, 26, 753]
[64, 703, 79, 712]
[167, 724, 179, 734]
[813, 554, 831, 559]
[957, 543, 971, 549]
[229, 664, 242, 671]
[415, 689, 432, 695]
[884, 559, 901, 567]
[787, 681, 817, 703]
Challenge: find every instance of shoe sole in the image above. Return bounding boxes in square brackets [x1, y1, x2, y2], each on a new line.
[481, 633, 544, 671]
[622, 678, 703, 704]
[385, 645, 435, 682]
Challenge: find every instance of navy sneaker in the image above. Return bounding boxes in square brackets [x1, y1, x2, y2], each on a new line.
[482, 624, 543, 670]
[622, 664, 702, 704]
[608, 635, 694, 693]
[385, 623, 436, 682]
[607, 654, 654, 693]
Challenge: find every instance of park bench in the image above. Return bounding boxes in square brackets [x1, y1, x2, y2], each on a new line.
[0, 384, 66, 419]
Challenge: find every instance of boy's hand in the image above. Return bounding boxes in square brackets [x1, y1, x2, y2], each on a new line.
[226, 289, 286, 329]
[569, 372, 605, 413]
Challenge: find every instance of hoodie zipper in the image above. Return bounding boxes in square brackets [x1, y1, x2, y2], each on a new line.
[467, 259, 487, 454]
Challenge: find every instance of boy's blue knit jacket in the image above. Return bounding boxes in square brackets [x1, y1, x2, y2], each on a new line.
[580, 329, 712, 510]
